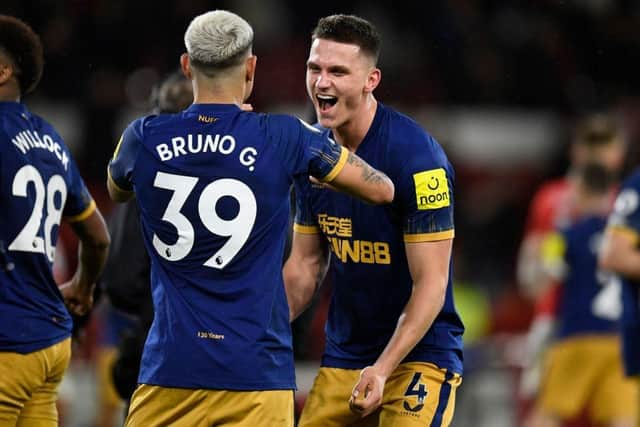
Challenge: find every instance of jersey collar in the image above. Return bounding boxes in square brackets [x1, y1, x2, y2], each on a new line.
[0, 101, 29, 116]
[185, 103, 242, 114]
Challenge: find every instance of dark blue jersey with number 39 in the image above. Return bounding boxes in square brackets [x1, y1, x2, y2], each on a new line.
[108, 103, 348, 390]
[0, 101, 96, 353]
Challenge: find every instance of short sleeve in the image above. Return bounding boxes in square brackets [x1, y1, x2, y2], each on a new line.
[397, 136, 455, 243]
[292, 177, 320, 234]
[524, 186, 555, 234]
[270, 115, 348, 182]
[63, 158, 96, 222]
[108, 118, 146, 192]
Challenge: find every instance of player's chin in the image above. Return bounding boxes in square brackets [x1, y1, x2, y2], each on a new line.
[317, 115, 337, 129]
[316, 107, 336, 124]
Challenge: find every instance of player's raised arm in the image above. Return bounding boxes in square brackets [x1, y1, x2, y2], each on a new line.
[321, 149, 394, 205]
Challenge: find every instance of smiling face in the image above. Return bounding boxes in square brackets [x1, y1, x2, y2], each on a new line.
[306, 38, 380, 131]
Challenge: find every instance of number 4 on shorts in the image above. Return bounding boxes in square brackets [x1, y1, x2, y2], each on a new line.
[403, 372, 427, 412]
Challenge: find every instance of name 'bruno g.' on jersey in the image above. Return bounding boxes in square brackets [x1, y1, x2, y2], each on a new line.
[154, 132, 258, 171]
[11, 129, 70, 171]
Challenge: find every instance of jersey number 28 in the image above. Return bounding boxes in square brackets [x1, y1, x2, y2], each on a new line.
[9, 165, 67, 263]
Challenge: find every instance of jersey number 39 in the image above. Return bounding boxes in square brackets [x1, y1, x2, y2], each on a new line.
[152, 171, 257, 269]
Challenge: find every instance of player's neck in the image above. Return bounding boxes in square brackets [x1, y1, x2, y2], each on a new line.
[192, 78, 246, 107]
[333, 97, 377, 152]
[0, 86, 21, 103]
[577, 195, 610, 217]
[193, 91, 244, 106]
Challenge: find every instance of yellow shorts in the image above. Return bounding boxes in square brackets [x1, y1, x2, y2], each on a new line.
[97, 347, 124, 407]
[0, 337, 71, 426]
[125, 384, 294, 427]
[298, 362, 462, 427]
[537, 335, 638, 424]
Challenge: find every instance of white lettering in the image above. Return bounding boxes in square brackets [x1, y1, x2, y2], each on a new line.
[155, 134, 249, 168]
[61, 151, 69, 170]
[53, 143, 62, 162]
[218, 135, 235, 155]
[188, 134, 203, 153]
[24, 130, 37, 148]
[172, 137, 187, 157]
[156, 143, 173, 161]
[11, 130, 68, 170]
[239, 147, 257, 171]
[43, 134, 55, 152]
[12, 132, 30, 154]
[203, 134, 219, 152]
[31, 130, 44, 149]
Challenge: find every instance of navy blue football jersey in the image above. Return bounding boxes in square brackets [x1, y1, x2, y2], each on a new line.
[606, 169, 640, 376]
[108, 103, 347, 390]
[294, 103, 464, 374]
[547, 216, 619, 339]
[0, 101, 95, 353]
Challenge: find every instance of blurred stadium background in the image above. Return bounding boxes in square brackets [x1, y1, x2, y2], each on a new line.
[4, 0, 640, 426]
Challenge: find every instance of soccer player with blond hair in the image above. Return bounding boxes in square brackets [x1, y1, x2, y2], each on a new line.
[107, 10, 394, 426]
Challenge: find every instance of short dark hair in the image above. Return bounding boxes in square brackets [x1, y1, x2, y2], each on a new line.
[573, 113, 622, 147]
[0, 15, 44, 95]
[312, 15, 381, 64]
[151, 70, 193, 113]
[577, 162, 614, 194]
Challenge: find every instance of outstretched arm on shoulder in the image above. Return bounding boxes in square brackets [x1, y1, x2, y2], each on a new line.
[323, 150, 394, 205]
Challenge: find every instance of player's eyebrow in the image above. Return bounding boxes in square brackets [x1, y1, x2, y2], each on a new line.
[327, 65, 350, 74]
[307, 61, 350, 74]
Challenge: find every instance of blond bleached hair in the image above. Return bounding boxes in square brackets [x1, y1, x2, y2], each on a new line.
[184, 10, 253, 73]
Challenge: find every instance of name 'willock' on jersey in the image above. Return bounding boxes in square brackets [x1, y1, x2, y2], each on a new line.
[12, 129, 70, 171]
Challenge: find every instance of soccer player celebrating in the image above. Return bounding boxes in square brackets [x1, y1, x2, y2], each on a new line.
[284, 15, 463, 426]
[0, 15, 110, 425]
[107, 10, 394, 427]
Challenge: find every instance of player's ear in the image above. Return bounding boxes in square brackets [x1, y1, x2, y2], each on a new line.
[0, 62, 14, 85]
[364, 67, 381, 94]
[180, 53, 193, 80]
[245, 55, 257, 84]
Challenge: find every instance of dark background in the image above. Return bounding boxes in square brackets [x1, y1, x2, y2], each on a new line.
[4, 1, 640, 425]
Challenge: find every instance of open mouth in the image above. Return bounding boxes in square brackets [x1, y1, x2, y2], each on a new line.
[316, 94, 338, 112]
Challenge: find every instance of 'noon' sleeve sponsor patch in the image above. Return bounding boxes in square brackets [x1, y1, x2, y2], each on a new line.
[413, 168, 450, 210]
